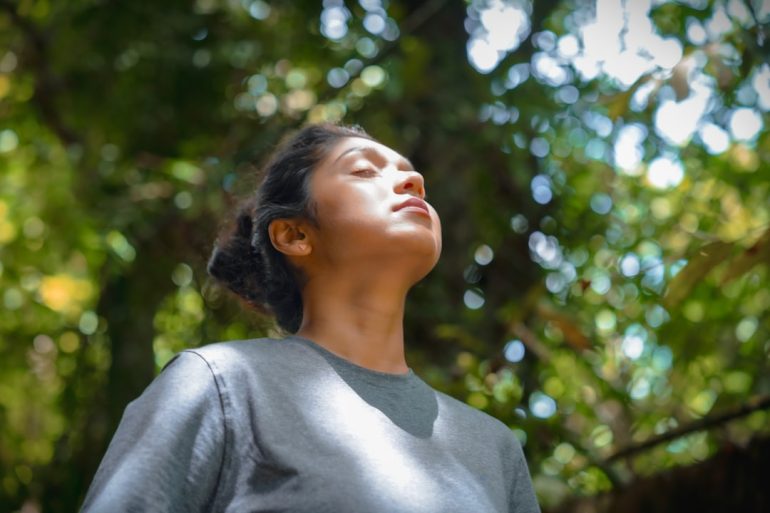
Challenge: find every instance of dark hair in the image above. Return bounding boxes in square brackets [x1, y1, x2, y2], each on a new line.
[207, 122, 375, 333]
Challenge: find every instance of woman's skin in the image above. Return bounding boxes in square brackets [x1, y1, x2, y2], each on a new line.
[269, 136, 442, 374]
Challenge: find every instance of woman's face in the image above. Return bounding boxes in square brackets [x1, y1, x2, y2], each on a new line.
[306, 136, 442, 283]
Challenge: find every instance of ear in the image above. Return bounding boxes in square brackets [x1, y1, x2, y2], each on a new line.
[268, 218, 312, 257]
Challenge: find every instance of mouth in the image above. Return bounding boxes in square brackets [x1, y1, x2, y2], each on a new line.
[394, 197, 431, 217]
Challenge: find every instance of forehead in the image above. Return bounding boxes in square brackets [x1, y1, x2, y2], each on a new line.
[322, 137, 413, 171]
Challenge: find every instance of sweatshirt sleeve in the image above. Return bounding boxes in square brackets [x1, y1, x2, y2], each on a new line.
[508, 433, 541, 513]
[80, 351, 226, 513]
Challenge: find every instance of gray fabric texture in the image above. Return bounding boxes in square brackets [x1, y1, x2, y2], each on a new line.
[81, 336, 541, 513]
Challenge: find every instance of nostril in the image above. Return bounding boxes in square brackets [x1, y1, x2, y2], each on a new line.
[404, 182, 414, 189]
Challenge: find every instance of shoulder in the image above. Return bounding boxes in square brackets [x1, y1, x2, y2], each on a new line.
[433, 387, 508, 429]
[83, 351, 229, 512]
[429, 388, 536, 508]
[175, 337, 309, 384]
[431, 387, 517, 444]
[129, 350, 225, 419]
[180, 337, 283, 368]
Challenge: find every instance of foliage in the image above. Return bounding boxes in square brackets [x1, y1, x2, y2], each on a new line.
[0, 0, 768, 511]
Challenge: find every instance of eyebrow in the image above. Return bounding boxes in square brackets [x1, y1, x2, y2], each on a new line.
[334, 145, 416, 170]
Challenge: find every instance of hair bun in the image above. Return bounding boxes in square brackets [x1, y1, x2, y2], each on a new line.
[207, 205, 266, 306]
[235, 208, 255, 240]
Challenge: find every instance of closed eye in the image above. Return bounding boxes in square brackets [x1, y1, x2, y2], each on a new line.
[352, 168, 379, 176]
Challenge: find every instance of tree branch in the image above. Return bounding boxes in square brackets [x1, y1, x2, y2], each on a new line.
[607, 394, 770, 462]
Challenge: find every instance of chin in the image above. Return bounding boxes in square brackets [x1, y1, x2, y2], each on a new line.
[394, 229, 441, 255]
[408, 241, 442, 281]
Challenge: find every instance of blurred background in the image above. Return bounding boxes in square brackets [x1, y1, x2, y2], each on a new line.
[1, 0, 769, 511]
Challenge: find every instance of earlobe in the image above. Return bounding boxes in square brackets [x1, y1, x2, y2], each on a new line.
[268, 219, 312, 257]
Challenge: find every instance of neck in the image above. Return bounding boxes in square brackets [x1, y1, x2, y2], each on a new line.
[295, 273, 410, 374]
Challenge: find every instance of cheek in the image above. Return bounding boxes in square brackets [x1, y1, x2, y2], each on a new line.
[315, 185, 390, 229]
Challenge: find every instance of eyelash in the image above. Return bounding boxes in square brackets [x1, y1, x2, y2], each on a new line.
[352, 168, 422, 176]
[352, 168, 378, 176]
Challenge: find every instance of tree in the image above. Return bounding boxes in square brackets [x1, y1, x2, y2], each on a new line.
[0, 0, 768, 511]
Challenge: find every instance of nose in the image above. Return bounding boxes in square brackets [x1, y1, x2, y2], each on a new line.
[394, 170, 425, 198]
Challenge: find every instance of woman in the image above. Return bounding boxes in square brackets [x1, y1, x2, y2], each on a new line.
[81, 123, 540, 512]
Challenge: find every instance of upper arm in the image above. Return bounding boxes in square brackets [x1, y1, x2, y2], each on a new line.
[81, 351, 226, 513]
[507, 433, 541, 513]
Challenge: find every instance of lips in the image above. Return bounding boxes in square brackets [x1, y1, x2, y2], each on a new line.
[394, 197, 430, 216]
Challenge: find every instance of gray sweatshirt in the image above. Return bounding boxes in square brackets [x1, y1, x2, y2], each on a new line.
[81, 336, 540, 513]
